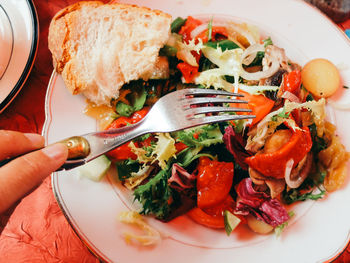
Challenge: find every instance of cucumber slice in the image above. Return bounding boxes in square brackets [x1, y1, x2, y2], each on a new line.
[78, 155, 111, 181]
[224, 210, 241, 236]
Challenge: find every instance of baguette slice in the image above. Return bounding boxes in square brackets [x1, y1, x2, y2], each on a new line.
[48, 1, 171, 105]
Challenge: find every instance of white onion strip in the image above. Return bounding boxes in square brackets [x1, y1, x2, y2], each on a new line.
[191, 23, 211, 39]
[190, 20, 257, 48]
[285, 154, 311, 189]
[284, 159, 294, 186]
[227, 21, 257, 46]
[190, 21, 229, 39]
[281, 91, 300, 103]
[241, 44, 264, 65]
[240, 58, 280, 81]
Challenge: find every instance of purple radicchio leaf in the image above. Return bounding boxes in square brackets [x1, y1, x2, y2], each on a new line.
[222, 126, 251, 170]
[234, 178, 289, 227]
[168, 163, 196, 191]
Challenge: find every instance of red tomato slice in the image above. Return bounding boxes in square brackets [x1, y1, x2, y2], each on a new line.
[187, 196, 235, 229]
[231, 90, 275, 126]
[197, 157, 234, 209]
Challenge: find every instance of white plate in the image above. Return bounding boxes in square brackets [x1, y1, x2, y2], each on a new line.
[44, 0, 350, 262]
[0, 0, 38, 113]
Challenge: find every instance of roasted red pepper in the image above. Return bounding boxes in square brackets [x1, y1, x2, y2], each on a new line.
[106, 143, 137, 162]
[231, 90, 275, 127]
[106, 108, 149, 130]
[245, 127, 312, 179]
[196, 26, 228, 43]
[105, 108, 149, 161]
[197, 157, 234, 208]
[187, 195, 235, 229]
[177, 62, 199, 83]
[174, 142, 188, 154]
[283, 70, 301, 95]
[178, 16, 202, 43]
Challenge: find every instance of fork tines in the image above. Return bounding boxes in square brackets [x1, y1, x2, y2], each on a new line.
[186, 97, 248, 105]
[182, 88, 255, 124]
[184, 88, 244, 97]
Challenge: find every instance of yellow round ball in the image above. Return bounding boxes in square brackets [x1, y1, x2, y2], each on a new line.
[301, 58, 341, 98]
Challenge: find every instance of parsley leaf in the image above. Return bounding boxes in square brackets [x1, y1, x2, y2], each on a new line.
[263, 37, 273, 47]
[175, 124, 223, 148]
[271, 107, 290, 121]
[282, 188, 326, 205]
[116, 159, 141, 181]
[133, 167, 172, 219]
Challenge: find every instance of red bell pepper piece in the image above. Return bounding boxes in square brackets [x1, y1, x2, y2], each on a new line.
[187, 195, 236, 229]
[106, 108, 149, 130]
[197, 157, 234, 209]
[231, 90, 275, 127]
[178, 16, 202, 43]
[105, 108, 149, 161]
[245, 127, 312, 179]
[175, 142, 188, 154]
[106, 143, 137, 162]
[177, 62, 199, 83]
[283, 70, 301, 95]
[196, 26, 228, 43]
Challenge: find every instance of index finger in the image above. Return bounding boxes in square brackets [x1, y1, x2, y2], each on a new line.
[0, 130, 45, 160]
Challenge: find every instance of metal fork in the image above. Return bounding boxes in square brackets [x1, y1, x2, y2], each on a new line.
[59, 88, 255, 170]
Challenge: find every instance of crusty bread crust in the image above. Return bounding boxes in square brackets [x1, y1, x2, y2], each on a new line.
[48, 1, 171, 105]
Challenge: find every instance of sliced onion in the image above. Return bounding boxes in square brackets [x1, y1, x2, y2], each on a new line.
[285, 154, 311, 189]
[190, 21, 228, 39]
[284, 159, 294, 185]
[227, 21, 257, 46]
[241, 44, 264, 65]
[240, 58, 280, 81]
[191, 23, 210, 39]
[281, 91, 300, 103]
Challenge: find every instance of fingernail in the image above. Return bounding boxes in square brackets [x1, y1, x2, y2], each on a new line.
[42, 143, 67, 160]
[24, 133, 45, 146]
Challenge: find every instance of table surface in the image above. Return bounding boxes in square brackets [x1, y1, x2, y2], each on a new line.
[0, 0, 349, 262]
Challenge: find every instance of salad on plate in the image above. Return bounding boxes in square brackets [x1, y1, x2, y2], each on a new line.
[82, 15, 349, 243]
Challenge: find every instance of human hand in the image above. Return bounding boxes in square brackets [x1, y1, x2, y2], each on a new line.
[0, 130, 68, 214]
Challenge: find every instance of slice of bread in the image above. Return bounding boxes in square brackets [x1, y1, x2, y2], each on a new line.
[48, 1, 171, 105]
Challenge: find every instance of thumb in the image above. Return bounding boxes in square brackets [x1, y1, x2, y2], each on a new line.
[0, 143, 68, 213]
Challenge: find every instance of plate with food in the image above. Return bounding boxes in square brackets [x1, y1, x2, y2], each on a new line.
[0, 0, 39, 112]
[43, 0, 350, 262]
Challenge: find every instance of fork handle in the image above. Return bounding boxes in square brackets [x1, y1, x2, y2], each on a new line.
[59, 119, 151, 171]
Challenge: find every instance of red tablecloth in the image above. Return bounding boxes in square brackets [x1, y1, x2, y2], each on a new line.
[0, 1, 349, 262]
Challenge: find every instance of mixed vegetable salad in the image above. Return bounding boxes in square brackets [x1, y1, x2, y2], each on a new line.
[85, 16, 349, 239]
